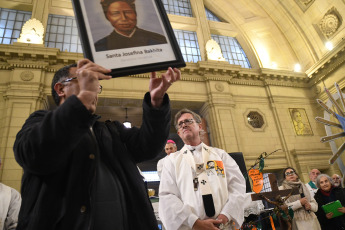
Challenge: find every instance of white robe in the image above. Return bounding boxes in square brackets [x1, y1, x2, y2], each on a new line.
[279, 185, 321, 230]
[0, 183, 21, 230]
[159, 143, 246, 230]
[305, 182, 318, 198]
[157, 156, 166, 178]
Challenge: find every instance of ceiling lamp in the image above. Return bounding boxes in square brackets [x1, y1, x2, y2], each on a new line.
[123, 108, 131, 128]
[294, 63, 301, 72]
[325, 41, 333, 51]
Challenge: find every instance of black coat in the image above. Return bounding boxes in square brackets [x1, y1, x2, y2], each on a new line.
[314, 187, 345, 230]
[13, 93, 171, 230]
[94, 27, 167, 51]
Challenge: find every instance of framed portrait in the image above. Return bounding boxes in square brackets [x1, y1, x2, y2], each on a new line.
[289, 108, 313, 136]
[72, 0, 186, 77]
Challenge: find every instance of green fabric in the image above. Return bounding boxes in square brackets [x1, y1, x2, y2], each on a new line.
[259, 158, 264, 172]
[308, 181, 317, 189]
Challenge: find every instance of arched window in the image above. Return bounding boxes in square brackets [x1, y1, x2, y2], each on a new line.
[45, 14, 83, 53]
[162, 0, 193, 17]
[0, 8, 31, 44]
[211, 34, 251, 68]
[205, 8, 221, 22]
[174, 29, 201, 63]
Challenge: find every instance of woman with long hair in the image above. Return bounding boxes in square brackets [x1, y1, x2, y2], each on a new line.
[279, 167, 321, 229]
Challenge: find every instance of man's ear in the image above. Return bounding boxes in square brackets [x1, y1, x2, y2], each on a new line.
[54, 83, 65, 97]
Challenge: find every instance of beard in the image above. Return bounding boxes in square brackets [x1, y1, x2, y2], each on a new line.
[334, 181, 341, 187]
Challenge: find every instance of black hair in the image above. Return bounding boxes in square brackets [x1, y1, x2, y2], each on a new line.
[101, 0, 136, 17]
[283, 167, 299, 179]
[51, 63, 77, 105]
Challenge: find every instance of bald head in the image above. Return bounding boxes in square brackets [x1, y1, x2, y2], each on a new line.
[332, 174, 342, 187]
[309, 169, 321, 182]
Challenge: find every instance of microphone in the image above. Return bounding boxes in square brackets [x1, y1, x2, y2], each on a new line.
[301, 193, 311, 213]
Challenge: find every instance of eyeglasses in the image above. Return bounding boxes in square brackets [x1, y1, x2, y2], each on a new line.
[285, 171, 295, 176]
[177, 118, 194, 129]
[60, 77, 103, 94]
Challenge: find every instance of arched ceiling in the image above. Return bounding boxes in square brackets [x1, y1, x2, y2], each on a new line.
[204, 0, 345, 72]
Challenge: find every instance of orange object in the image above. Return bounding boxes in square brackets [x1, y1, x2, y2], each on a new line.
[269, 215, 276, 230]
[248, 169, 263, 193]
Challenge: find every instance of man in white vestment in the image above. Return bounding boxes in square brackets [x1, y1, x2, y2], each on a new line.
[159, 109, 246, 230]
[0, 158, 21, 230]
[157, 140, 177, 178]
[305, 168, 320, 197]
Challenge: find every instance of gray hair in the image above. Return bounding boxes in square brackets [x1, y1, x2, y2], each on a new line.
[174, 108, 206, 138]
[316, 174, 334, 188]
[174, 108, 202, 130]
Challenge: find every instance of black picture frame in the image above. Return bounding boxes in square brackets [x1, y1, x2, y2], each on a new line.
[72, 0, 186, 77]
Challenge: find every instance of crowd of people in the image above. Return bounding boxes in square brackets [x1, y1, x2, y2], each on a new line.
[0, 58, 341, 230]
[277, 168, 345, 230]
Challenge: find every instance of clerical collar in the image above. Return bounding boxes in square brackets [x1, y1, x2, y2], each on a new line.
[113, 27, 137, 38]
[185, 143, 203, 153]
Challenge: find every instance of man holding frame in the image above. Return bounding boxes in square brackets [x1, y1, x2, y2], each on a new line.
[14, 59, 180, 230]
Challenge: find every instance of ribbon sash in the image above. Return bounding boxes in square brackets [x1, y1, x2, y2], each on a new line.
[181, 144, 216, 217]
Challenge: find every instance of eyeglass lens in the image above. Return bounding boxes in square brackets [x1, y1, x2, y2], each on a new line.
[178, 119, 194, 128]
[285, 171, 295, 176]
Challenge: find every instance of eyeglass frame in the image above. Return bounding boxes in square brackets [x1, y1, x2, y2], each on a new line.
[177, 118, 195, 129]
[60, 77, 103, 94]
[285, 171, 296, 176]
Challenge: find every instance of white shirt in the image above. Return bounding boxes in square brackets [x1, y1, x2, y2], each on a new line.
[305, 181, 318, 198]
[159, 143, 246, 230]
[0, 183, 21, 230]
[157, 156, 167, 178]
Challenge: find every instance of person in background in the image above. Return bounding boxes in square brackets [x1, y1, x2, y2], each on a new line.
[0, 157, 21, 230]
[306, 168, 321, 197]
[279, 167, 321, 230]
[157, 140, 177, 178]
[314, 174, 345, 230]
[13, 59, 180, 230]
[331, 174, 342, 188]
[159, 108, 245, 230]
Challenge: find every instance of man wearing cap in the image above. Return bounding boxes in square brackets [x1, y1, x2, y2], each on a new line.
[95, 0, 167, 51]
[157, 140, 177, 178]
[159, 109, 245, 230]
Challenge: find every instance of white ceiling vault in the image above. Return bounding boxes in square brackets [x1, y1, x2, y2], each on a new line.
[204, 0, 345, 71]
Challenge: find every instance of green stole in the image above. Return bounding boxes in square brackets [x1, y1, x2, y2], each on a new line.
[308, 181, 317, 189]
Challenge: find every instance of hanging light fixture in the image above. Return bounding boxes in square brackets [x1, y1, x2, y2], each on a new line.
[123, 108, 132, 128]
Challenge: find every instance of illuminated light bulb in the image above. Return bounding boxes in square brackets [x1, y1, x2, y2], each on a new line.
[294, 63, 301, 72]
[325, 41, 333, 51]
